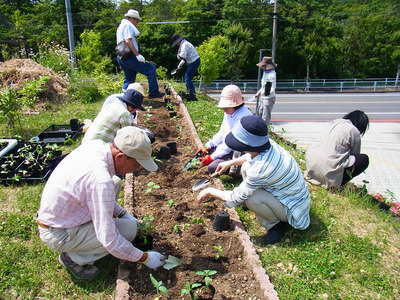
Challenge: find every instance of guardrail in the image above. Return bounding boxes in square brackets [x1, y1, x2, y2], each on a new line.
[198, 78, 398, 92]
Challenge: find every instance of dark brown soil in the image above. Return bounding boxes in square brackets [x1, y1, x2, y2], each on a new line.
[123, 86, 263, 299]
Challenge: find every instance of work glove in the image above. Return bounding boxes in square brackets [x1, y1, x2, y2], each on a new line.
[199, 155, 213, 166]
[196, 147, 210, 156]
[177, 59, 185, 70]
[177, 54, 182, 60]
[141, 251, 166, 269]
[120, 211, 140, 225]
[136, 54, 146, 63]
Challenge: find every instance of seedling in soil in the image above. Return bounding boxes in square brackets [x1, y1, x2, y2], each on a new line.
[180, 281, 202, 298]
[150, 274, 169, 299]
[186, 217, 204, 224]
[137, 215, 155, 245]
[64, 134, 74, 145]
[168, 199, 176, 207]
[145, 181, 160, 194]
[196, 270, 217, 288]
[213, 245, 223, 260]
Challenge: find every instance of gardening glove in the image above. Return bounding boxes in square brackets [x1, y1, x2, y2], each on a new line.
[141, 251, 166, 269]
[136, 54, 146, 63]
[177, 59, 185, 70]
[196, 147, 210, 156]
[120, 211, 139, 225]
[199, 155, 213, 166]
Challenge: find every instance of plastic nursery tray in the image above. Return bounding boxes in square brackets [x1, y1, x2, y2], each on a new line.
[0, 141, 64, 184]
[0, 139, 18, 157]
[37, 124, 79, 144]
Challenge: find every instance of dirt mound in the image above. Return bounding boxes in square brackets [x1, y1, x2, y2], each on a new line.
[0, 59, 68, 103]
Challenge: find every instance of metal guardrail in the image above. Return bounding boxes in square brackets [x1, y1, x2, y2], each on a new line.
[199, 78, 398, 92]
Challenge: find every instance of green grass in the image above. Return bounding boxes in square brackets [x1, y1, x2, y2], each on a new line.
[0, 80, 399, 299]
[180, 84, 400, 300]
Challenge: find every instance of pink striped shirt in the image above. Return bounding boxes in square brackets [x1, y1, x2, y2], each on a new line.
[37, 140, 143, 262]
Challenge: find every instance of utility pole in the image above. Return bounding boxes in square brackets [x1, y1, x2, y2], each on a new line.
[65, 0, 77, 68]
[271, 0, 278, 61]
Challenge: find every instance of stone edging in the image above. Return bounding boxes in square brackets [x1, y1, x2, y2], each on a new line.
[115, 85, 280, 300]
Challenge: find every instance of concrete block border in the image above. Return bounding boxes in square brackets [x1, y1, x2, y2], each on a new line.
[115, 84, 280, 300]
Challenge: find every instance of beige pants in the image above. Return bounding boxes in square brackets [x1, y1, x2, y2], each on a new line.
[257, 96, 276, 126]
[241, 162, 287, 230]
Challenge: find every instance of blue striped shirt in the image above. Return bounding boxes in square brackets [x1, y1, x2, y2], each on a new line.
[223, 140, 310, 230]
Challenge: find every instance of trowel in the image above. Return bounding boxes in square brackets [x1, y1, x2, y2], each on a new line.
[192, 173, 217, 191]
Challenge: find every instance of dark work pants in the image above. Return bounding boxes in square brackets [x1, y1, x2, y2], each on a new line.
[341, 154, 369, 186]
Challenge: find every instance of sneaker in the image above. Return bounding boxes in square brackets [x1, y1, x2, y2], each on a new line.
[178, 91, 188, 99]
[59, 252, 101, 280]
[265, 222, 288, 245]
[148, 92, 165, 98]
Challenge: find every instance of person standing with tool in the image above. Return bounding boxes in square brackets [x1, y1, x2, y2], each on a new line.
[255, 56, 277, 126]
[36, 127, 165, 280]
[116, 9, 165, 98]
[171, 33, 201, 101]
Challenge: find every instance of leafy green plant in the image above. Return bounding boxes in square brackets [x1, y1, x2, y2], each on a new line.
[212, 245, 223, 260]
[167, 199, 176, 207]
[145, 181, 160, 194]
[68, 76, 102, 104]
[196, 270, 217, 287]
[137, 215, 155, 245]
[64, 134, 75, 145]
[149, 274, 169, 299]
[180, 281, 202, 298]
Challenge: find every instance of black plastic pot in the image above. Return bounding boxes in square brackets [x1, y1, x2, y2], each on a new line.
[169, 112, 177, 118]
[133, 235, 154, 251]
[167, 142, 177, 155]
[213, 211, 231, 232]
[190, 284, 215, 300]
[158, 146, 171, 160]
[70, 119, 79, 131]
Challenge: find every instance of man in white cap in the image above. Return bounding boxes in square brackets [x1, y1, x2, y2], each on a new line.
[254, 56, 277, 126]
[196, 84, 252, 174]
[116, 9, 165, 98]
[197, 115, 310, 245]
[36, 126, 165, 280]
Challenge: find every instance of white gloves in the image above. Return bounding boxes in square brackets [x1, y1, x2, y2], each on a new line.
[143, 251, 166, 269]
[136, 54, 146, 63]
[177, 59, 185, 70]
[120, 212, 139, 225]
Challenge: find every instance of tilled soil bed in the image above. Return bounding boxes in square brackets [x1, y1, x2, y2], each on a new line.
[118, 85, 269, 299]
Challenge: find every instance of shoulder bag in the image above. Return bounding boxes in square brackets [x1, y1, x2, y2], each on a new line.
[115, 41, 132, 60]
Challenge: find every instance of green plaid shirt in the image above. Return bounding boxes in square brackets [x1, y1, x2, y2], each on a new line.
[82, 101, 135, 143]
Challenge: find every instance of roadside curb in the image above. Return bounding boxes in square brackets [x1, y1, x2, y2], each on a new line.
[172, 85, 279, 300]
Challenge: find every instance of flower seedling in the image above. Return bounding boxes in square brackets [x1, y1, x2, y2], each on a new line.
[145, 181, 160, 194]
[137, 215, 155, 245]
[212, 245, 223, 260]
[150, 274, 169, 300]
[196, 269, 217, 288]
[167, 199, 176, 207]
[180, 281, 202, 298]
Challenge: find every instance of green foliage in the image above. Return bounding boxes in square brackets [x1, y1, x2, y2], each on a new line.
[180, 281, 202, 297]
[150, 274, 169, 299]
[0, 76, 49, 133]
[68, 76, 103, 104]
[31, 42, 73, 75]
[145, 181, 160, 194]
[212, 245, 223, 260]
[0, 213, 35, 240]
[196, 270, 217, 287]
[75, 29, 113, 75]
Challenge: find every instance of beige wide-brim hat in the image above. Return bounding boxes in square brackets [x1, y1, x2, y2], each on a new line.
[217, 85, 244, 108]
[256, 56, 277, 70]
[114, 126, 158, 172]
[125, 9, 142, 20]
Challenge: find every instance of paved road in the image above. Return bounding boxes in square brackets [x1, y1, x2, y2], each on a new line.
[207, 92, 400, 200]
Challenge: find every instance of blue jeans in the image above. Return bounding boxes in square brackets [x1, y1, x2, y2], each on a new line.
[185, 58, 200, 95]
[117, 55, 160, 95]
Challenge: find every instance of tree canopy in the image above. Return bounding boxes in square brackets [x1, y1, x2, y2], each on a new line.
[1, 0, 399, 80]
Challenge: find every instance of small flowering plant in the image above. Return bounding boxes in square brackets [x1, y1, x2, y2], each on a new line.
[373, 190, 400, 216]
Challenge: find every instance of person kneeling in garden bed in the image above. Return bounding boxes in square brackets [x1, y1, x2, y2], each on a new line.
[196, 115, 311, 245]
[36, 126, 165, 280]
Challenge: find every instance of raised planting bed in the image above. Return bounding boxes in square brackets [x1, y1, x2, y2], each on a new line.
[115, 84, 278, 300]
[0, 141, 64, 184]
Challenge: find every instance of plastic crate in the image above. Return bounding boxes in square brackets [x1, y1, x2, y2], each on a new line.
[37, 124, 79, 144]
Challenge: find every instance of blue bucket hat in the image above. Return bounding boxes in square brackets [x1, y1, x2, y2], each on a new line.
[117, 89, 145, 111]
[225, 115, 270, 152]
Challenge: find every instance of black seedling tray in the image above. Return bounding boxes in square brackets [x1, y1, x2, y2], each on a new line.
[37, 124, 79, 144]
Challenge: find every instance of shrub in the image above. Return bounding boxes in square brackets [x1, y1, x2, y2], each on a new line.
[68, 76, 102, 103]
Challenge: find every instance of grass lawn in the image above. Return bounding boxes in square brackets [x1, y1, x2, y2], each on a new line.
[0, 80, 399, 299]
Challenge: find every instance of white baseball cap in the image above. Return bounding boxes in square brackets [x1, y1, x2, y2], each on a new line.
[125, 9, 142, 20]
[127, 82, 145, 96]
[114, 126, 157, 172]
